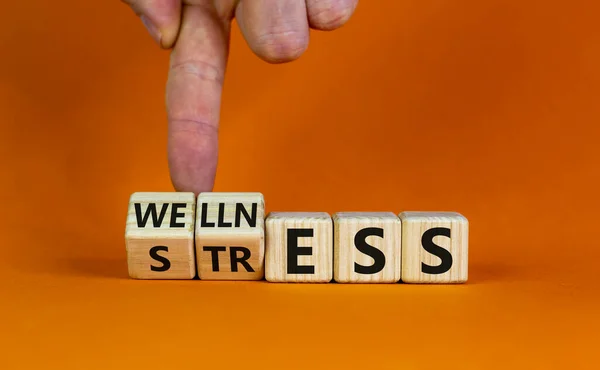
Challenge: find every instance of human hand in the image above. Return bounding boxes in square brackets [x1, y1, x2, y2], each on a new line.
[123, 0, 358, 194]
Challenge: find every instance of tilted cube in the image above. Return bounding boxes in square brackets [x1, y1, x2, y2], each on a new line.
[125, 192, 196, 279]
[195, 192, 265, 280]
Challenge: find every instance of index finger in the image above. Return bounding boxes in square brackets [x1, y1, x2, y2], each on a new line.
[166, 4, 231, 194]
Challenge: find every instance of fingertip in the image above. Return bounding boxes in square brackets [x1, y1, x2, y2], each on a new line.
[307, 0, 358, 31]
[236, 0, 310, 64]
[253, 30, 309, 64]
[168, 121, 219, 195]
[158, 25, 180, 49]
[126, 0, 182, 48]
[151, 14, 182, 49]
[140, 15, 163, 46]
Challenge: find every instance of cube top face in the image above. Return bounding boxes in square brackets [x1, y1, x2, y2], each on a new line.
[399, 212, 468, 283]
[198, 192, 264, 203]
[333, 212, 399, 222]
[195, 192, 265, 280]
[126, 192, 196, 239]
[265, 212, 333, 283]
[267, 212, 331, 221]
[333, 212, 401, 283]
[125, 192, 196, 279]
[399, 212, 467, 223]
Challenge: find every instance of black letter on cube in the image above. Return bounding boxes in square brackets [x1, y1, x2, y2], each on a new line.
[203, 246, 227, 271]
[354, 227, 386, 274]
[230, 247, 255, 272]
[421, 227, 453, 274]
[149, 246, 171, 272]
[287, 229, 315, 274]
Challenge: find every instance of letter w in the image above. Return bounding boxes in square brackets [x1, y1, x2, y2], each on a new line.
[135, 203, 169, 227]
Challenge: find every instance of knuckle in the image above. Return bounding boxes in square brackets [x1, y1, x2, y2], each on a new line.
[168, 59, 225, 85]
[255, 30, 308, 63]
[168, 118, 219, 136]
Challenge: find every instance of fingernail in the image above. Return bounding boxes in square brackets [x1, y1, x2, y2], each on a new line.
[140, 15, 162, 45]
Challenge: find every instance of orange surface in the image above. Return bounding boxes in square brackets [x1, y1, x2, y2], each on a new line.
[2, 1, 600, 368]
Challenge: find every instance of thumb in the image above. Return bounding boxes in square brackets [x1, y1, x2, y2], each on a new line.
[123, 0, 182, 48]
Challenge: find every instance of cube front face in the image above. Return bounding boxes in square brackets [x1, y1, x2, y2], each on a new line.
[399, 212, 468, 283]
[125, 192, 196, 279]
[195, 193, 265, 280]
[334, 212, 401, 283]
[265, 212, 333, 283]
[126, 238, 195, 279]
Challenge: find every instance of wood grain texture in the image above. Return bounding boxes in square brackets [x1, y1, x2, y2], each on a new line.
[195, 192, 265, 280]
[333, 212, 401, 283]
[265, 212, 333, 283]
[125, 192, 196, 279]
[399, 212, 468, 283]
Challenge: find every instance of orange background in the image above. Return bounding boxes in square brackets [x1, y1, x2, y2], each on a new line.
[2, 0, 599, 368]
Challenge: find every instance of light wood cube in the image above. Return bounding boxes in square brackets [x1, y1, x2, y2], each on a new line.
[195, 192, 265, 280]
[333, 212, 401, 283]
[399, 212, 468, 283]
[125, 192, 196, 279]
[265, 212, 333, 283]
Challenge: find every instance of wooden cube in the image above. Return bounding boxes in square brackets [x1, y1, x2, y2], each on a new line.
[125, 192, 196, 279]
[265, 212, 333, 283]
[195, 192, 265, 280]
[333, 212, 401, 283]
[399, 212, 468, 283]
